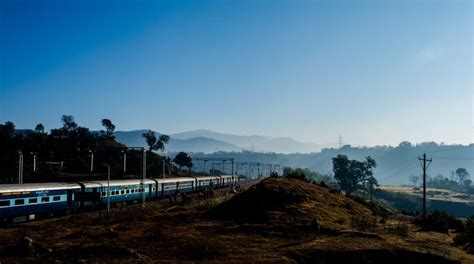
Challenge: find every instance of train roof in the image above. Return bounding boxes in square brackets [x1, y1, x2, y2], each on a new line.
[154, 177, 196, 183]
[80, 179, 157, 188]
[0, 182, 81, 193]
[194, 176, 221, 181]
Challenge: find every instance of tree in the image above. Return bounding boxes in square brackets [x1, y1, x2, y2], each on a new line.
[464, 179, 472, 189]
[35, 123, 45, 134]
[156, 134, 170, 152]
[61, 115, 77, 131]
[101, 119, 116, 137]
[142, 130, 170, 152]
[173, 152, 192, 170]
[409, 175, 421, 187]
[332, 155, 377, 195]
[455, 168, 470, 186]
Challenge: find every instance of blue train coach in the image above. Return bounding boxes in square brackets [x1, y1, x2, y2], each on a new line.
[77, 179, 157, 207]
[0, 182, 81, 223]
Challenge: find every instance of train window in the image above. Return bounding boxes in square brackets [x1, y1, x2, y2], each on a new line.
[41, 197, 49, 203]
[29, 198, 38, 204]
[53, 196, 61, 201]
[102, 192, 106, 196]
[131, 190, 134, 193]
[121, 190, 124, 194]
[0, 200, 10, 207]
[126, 190, 130, 194]
[111, 191, 116, 195]
[15, 199, 25, 205]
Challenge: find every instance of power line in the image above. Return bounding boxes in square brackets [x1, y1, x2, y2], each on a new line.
[378, 161, 419, 182]
[430, 157, 474, 160]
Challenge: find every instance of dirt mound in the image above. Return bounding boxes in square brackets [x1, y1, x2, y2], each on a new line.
[207, 177, 375, 231]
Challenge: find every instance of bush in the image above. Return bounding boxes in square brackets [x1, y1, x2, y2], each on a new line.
[284, 170, 308, 182]
[414, 210, 464, 233]
[454, 216, 474, 253]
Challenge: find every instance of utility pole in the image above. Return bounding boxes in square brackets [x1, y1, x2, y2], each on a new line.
[18, 151, 23, 184]
[142, 149, 146, 209]
[89, 150, 94, 173]
[30, 152, 37, 173]
[418, 153, 432, 220]
[107, 164, 111, 213]
[122, 150, 127, 173]
[162, 159, 166, 178]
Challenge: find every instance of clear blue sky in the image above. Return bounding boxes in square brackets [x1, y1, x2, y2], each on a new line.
[0, 0, 472, 146]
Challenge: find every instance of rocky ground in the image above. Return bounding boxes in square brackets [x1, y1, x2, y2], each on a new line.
[0, 178, 472, 263]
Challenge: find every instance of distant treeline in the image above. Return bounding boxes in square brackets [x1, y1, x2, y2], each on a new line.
[185, 142, 474, 185]
[0, 116, 176, 183]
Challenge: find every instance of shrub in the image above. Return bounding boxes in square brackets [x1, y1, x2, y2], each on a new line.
[283, 169, 308, 182]
[454, 216, 474, 253]
[414, 210, 464, 233]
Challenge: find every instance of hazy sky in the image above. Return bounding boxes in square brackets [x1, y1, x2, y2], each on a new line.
[1, 0, 472, 146]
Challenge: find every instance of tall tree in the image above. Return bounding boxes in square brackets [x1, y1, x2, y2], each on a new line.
[455, 168, 470, 186]
[142, 130, 170, 152]
[101, 119, 116, 137]
[61, 115, 77, 131]
[332, 154, 377, 195]
[173, 152, 192, 170]
[35, 123, 45, 134]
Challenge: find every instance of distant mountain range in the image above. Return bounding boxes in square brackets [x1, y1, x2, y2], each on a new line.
[114, 129, 324, 154]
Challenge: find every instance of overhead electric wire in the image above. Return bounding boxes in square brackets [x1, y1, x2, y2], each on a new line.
[378, 160, 419, 182]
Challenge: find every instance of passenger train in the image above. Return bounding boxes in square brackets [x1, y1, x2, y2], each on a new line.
[0, 175, 239, 224]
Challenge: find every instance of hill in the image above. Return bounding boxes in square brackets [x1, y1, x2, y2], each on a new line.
[207, 177, 375, 232]
[114, 130, 241, 153]
[116, 129, 323, 154]
[206, 178, 472, 263]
